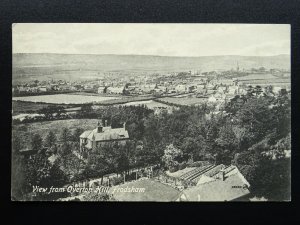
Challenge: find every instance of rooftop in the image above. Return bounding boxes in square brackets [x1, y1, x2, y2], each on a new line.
[181, 167, 250, 201]
[80, 125, 129, 142]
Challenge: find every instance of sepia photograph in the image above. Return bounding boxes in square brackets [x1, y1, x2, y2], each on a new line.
[11, 23, 291, 202]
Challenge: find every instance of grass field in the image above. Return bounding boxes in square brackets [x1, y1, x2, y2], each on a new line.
[109, 179, 180, 201]
[12, 101, 79, 115]
[122, 100, 170, 109]
[238, 73, 278, 81]
[12, 119, 99, 149]
[12, 94, 156, 115]
[13, 94, 120, 104]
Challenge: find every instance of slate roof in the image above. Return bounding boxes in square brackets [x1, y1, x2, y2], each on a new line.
[181, 167, 250, 201]
[80, 126, 129, 142]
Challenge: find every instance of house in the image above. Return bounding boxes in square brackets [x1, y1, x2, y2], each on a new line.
[197, 84, 206, 93]
[97, 86, 106, 94]
[208, 96, 217, 103]
[178, 165, 250, 201]
[227, 86, 238, 95]
[140, 84, 157, 93]
[38, 86, 48, 92]
[106, 86, 124, 94]
[80, 121, 129, 152]
[175, 84, 187, 93]
[154, 85, 167, 94]
[217, 86, 227, 94]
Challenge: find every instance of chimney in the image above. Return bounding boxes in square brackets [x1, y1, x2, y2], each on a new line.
[220, 169, 225, 181]
[97, 121, 103, 133]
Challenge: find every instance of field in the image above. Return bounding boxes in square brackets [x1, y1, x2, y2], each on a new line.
[238, 73, 279, 81]
[12, 119, 99, 149]
[122, 100, 171, 109]
[158, 97, 207, 106]
[108, 179, 180, 201]
[13, 94, 120, 104]
[12, 101, 79, 115]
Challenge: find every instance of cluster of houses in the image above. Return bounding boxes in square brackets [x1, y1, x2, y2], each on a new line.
[13, 66, 290, 98]
[12, 80, 85, 95]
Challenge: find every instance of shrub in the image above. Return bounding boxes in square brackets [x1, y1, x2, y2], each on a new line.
[178, 162, 187, 170]
[110, 176, 123, 186]
[169, 164, 179, 173]
[187, 161, 210, 167]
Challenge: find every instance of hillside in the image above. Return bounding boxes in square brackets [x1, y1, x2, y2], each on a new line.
[13, 53, 290, 82]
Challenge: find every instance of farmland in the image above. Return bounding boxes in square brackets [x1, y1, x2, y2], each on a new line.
[12, 101, 79, 115]
[122, 100, 171, 110]
[13, 94, 120, 104]
[238, 73, 279, 81]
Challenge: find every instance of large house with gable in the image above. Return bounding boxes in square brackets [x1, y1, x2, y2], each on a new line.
[79, 121, 129, 153]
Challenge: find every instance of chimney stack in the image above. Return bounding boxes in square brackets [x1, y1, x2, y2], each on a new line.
[220, 169, 225, 181]
[97, 121, 103, 133]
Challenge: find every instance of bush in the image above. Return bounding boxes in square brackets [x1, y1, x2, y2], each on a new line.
[110, 176, 123, 186]
[187, 161, 210, 167]
[169, 164, 179, 173]
[178, 162, 187, 170]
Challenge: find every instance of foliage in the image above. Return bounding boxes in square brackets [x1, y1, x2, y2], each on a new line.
[38, 105, 66, 120]
[162, 144, 183, 169]
[31, 133, 43, 152]
[44, 131, 57, 148]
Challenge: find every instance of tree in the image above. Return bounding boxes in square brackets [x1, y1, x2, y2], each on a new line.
[225, 95, 247, 115]
[79, 104, 94, 118]
[38, 105, 65, 120]
[180, 136, 206, 161]
[25, 153, 52, 187]
[235, 97, 276, 144]
[45, 131, 57, 148]
[11, 151, 27, 200]
[60, 128, 71, 143]
[215, 125, 237, 151]
[71, 128, 84, 142]
[12, 132, 22, 153]
[31, 134, 43, 152]
[59, 128, 72, 155]
[162, 144, 183, 170]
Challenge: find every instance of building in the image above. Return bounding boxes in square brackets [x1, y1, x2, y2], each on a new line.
[79, 121, 129, 152]
[165, 163, 250, 201]
[178, 165, 250, 201]
[97, 86, 106, 94]
[106, 86, 124, 94]
[38, 86, 48, 92]
[175, 84, 187, 93]
[140, 84, 157, 93]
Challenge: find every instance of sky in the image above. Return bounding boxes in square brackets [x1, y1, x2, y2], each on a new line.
[12, 23, 290, 57]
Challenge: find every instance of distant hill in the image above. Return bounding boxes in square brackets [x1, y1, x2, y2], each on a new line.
[13, 53, 290, 82]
